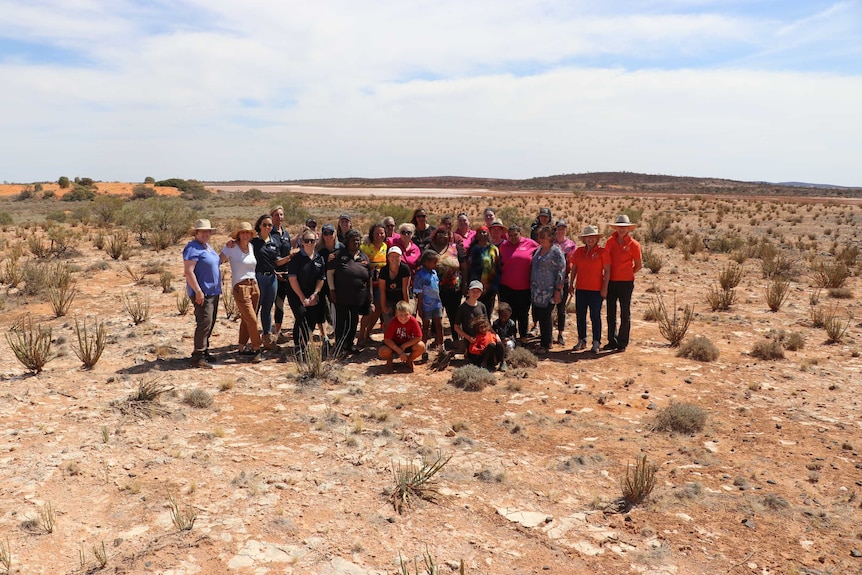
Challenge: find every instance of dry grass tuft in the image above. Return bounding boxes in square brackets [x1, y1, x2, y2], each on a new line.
[448, 365, 495, 391]
[651, 402, 707, 434]
[676, 335, 719, 362]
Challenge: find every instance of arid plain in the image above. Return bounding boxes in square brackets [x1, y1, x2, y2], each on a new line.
[0, 181, 860, 575]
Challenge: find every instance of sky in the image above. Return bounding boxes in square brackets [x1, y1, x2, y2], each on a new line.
[1, 0, 861, 187]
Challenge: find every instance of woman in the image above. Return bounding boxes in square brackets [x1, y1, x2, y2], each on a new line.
[357, 222, 388, 345]
[453, 212, 475, 250]
[378, 245, 411, 329]
[466, 226, 500, 319]
[428, 227, 467, 345]
[327, 229, 373, 354]
[482, 207, 496, 229]
[251, 214, 292, 350]
[382, 216, 397, 241]
[183, 219, 222, 369]
[315, 223, 343, 345]
[553, 219, 577, 346]
[498, 224, 539, 340]
[336, 213, 352, 244]
[219, 222, 263, 363]
[530, 207, 553, 241]
[287, 228, 326, 360]
[605, 214, 643, 352]
[410, 207, 435, 251]
[569, 225, 611, 353]
[387, 223, 421, 272]
[530, 225, 565, 355]
[489, 219, 507, 247]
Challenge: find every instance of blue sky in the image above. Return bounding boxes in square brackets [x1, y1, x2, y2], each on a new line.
[1, 0, 860, 186]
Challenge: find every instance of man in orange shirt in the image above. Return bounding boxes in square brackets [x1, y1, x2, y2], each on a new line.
[605, 215, 642, 352]
[568, 225, 611, 353]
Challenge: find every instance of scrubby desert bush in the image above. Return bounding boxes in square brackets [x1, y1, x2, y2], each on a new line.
[827, 287, 852, 299]
[6, 315, 53, 374]
[718, 262, 744, 290]
[131, 184, 157, 199]
[765, 277, 790, 312]
[706, 286, 736, 311]
[641, 246, 663, 273]
[619, 454, 657, 509]
[389, 451, 451, 514]
[823, 309, 850, 343]
[811, 260, 850, 289]
[72, 317, 107, 369]
[676, 335, 719, 362]
[122, 197, 194, 249]
[182, 388, 213, 409]
[651, 402, 707, 434]
[506, 346, 537, 368]
[448, 365, 495, 391]
[644, 213, 672, 243]
[647, 291, 693, 346]
[106, 230, 131, 260]
[121, 292, 150, 324]
[750, 339, 784, 360]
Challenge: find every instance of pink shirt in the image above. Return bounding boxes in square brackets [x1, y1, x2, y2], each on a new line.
[499, 237, 539, 290]
[453, 228, 476, 251]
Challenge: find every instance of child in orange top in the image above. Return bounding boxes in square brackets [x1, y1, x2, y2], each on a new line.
[466, 315, 505, 371]
[378, 300, 425, 372]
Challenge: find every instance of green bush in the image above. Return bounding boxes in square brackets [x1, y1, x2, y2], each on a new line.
[0, 212, 13, 226]
[46, 210, 67, 223]
[122, 197, 193, 248]
[90, 195, 125, 226]
[61, 185, 96, 202]
[507, 346, 537, 368]
[131, 184, 157, 199]
[58, 176, 70, 189]
[155, 178, 211, 200]
[144, 176, 155, 184]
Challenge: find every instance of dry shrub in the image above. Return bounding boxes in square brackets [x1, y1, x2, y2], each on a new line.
[6, 315, 53, 374]
[651, 402, 707, 434]
[823, 309, 850, 343]
[706, 286, 736, 311]
[718, 262, 744, 290]
[641, 246, 663, 273]
[811, 260, 850, 289]
[765, 278, 790, 312]
[750, 339, 784, 360]
[448, 365, 495, 391]
[677, 335, 719, 362]
[506, 346, 537, 368]
[647, 291, 693, 346]
[72, 317, 107, 369]
[389, 451, 452, 514]
[827, 287, 852, 299]
[619, 454, 657, 510]
[182, 388, 213, 409]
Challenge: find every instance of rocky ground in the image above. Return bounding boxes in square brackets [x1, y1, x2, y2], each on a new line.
[0, 190, 861, 575]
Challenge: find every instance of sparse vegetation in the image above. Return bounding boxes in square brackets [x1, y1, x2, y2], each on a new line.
[390, 451, 452, 514]
[619, 454, 657, 510]
[651, 402, 707, 434]
[5, 315, 53, 374]
[182, 388, 213, 409]
[647, 291, 693, 346]
[121, 291, 150, 324]
[750, 339, 785, 360]
[72, 317, 107, 369]
[506, 346, 537, 368]
[167, 493, 197, 531]
[676, 335, 719, 362]
[765, 277, 790, 312]
[448, 364, 495, 391]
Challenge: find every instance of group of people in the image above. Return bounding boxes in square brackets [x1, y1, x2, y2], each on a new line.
[182, 205, 642, 371]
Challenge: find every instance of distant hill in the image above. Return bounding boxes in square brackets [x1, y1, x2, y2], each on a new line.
[209, 172, 861, 198]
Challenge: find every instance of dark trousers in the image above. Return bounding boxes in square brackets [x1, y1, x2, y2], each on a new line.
[606, 280, 634, 348]
[274, 277, 290, 326]
[554, 283, 570, 333]
[192, 295, 219, 358]
[334, 303, 363, 351]
[289, 297, 322, 351]
[533, 303, 554, 349]
[575, 289, 604, 343]
[440, 289, 463, 341]
[466, 342, 505, 368]
[499, 285, 531, 338]
[479, 291, 497, 320]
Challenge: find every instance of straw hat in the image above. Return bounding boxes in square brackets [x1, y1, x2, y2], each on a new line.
[609, 214, 637, 228]
[579, 225, 601, 237]
[230, 221, 254, 240]
[191, 219, 215, 233]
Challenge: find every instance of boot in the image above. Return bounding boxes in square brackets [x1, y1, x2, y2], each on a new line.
[263, 334, 278, 351]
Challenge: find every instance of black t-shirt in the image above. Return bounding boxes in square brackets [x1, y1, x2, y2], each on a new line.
[270, 228, 292, 272]
[327, 247, 371, 307]
[287, 250, 326, 300]
[455, 301, 487, 337]
[379, 262, 411, 306]
[412, 225, 436, 251]
[251, 236, 279, 274]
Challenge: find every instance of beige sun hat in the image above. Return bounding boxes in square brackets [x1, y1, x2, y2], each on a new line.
[579, 225, 601, 237]
[191, 219, 215, 233]
[609, 214, 637, 228]
[230, 221, 254, 240]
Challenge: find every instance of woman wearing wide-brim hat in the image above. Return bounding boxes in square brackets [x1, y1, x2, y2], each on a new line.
[220, 222, 263, 363]
[183, 219, 222, 368]
[604, 214, 642, 352]
[568, 225, 611, 353]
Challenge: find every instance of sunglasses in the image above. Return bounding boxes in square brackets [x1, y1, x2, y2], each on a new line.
[400, 230, 413, 236]
[302, 238, 316, 244]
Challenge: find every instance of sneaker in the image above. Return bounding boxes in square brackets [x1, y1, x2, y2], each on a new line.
[498, 361, 508, 372]
[422, 351, 429, 362]
[238, 348, 257, 356]
[251, 350, 264, 364]
[591, 341, 600, 353]
[574, 340, 586, 351]
[618, 346, 627, 352]
[556, 334, 565, 346]
[602, 342, 618, 351]
[529, 325, 539, 337]
[276, 333, 290, 344]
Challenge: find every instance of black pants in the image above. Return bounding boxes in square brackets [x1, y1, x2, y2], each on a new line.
[499, 285, 531, 338]
[289, 297, 323, 352]
[334, 303, 363, 351]
[554, 283, 570, 334]
[440, 289, 463, 341]
[479, 290, 497, 320]
[274, 277, 290, 326]
[606, 280, 634, 348]
[466, 342, 504, 368]
[533, 302, 553, 349]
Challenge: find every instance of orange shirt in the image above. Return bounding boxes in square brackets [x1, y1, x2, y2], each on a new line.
[569, 245, 610, 291]
[606, 232, 642, 281]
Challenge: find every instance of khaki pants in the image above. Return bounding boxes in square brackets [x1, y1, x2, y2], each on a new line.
[233, 280, 261, 350]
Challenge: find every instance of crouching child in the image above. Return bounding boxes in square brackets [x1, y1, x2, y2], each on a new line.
[378, 300, 425, 372]
[465, 315, 505, 371]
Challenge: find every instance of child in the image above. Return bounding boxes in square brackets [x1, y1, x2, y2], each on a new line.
[454, 280, 488, 353]
[378, 300, 425, 372]
[493, 302, 517, 353]
[466, 315, 505, 371]
[414, 250, 444, 353]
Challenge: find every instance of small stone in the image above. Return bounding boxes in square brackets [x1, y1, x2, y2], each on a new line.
[851, 549, 862, 558]
[684, 378, 692, 384]
[741, 518, 755, 529]
[776, 424, 782, 429]
[647, 403, 656, 410]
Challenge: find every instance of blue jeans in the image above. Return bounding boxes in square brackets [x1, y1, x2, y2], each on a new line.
[256, 272, 278, 335]
[575, 289, 604, 343]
